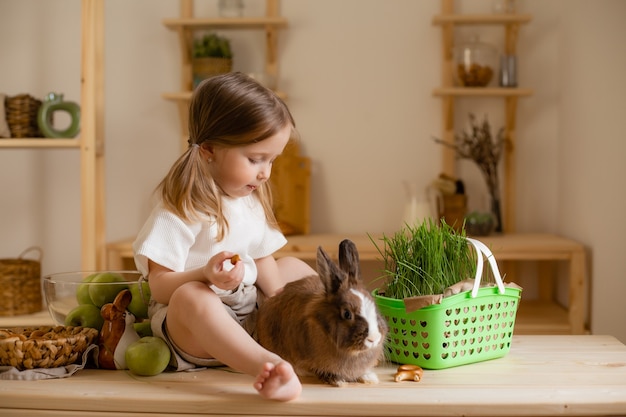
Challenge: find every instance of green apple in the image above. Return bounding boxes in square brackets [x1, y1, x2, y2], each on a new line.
[76, 273, 98, 305]
[125, 336, 171, 376]
[88, 272, 128, 307]
[133, 320, 153, 338]
[127, 281, 151, 319]
[64, 304, 105, 330]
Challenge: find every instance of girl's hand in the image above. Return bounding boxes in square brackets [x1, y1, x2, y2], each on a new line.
[203, 251, 244, 291]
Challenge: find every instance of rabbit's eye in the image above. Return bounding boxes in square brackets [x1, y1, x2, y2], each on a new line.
[342, 309, 352, 320]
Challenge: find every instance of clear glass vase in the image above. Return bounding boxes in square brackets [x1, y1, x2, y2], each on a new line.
[401, 181, 437, 229]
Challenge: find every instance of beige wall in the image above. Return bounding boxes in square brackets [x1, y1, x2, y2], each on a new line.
[1, 0, 625, 342]
[556, 2, 626, 342]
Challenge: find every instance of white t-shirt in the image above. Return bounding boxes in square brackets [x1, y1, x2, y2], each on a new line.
[133, 195, 287, 293]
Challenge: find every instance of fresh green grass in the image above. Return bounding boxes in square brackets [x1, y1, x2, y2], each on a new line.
[370, 219, 477, 299]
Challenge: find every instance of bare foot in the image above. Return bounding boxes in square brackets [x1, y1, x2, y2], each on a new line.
[253, 361, 302, 401]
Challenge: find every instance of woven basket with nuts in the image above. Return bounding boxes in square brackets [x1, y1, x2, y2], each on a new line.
[0, 326, 98, 370]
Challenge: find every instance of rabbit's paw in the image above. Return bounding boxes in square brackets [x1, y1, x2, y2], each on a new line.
[318, 372, 346, 387]
[358, 371, 380, 384]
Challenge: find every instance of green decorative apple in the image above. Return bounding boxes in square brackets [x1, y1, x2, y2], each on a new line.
[133, 320, 153, 338]
[125, 336, 171, 376]
[88, 272, 128, 307]
[127, 281, 151, 319]
[64, 303, 105, 330]
[76, 273, 98, 305]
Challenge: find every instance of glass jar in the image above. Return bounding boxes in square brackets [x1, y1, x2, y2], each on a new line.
[492, 0, 517, 14]
[453, 36, 498, 87]
[218, 0, 243, 17]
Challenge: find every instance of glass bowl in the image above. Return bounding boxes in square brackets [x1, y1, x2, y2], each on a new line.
[42, 271, 150, 330]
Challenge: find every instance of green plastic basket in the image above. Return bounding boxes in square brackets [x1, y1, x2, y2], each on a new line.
[374, 237, 522, 370]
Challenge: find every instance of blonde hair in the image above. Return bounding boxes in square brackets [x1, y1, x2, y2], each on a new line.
[157, 72, 295, 240]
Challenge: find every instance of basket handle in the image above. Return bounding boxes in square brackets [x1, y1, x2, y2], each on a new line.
[467, 237, 505, 298]
[18, 246, 43, 262]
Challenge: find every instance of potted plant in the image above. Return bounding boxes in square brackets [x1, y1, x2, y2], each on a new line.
[370, 219, 522, 369]
[464, 210, 496, 237]
[192, 33, 233, 88]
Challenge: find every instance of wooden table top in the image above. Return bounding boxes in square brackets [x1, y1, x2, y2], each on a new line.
[1, 335, 625, 416]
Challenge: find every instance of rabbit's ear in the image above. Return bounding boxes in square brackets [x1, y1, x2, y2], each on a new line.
[338, 239, 360, 286]
[113, 289, 132, 310]
[316, 245, 346, 294]
[101, 304, 113, 320]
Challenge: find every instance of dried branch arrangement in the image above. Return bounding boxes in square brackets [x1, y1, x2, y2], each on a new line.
[433, 113, 505, 231]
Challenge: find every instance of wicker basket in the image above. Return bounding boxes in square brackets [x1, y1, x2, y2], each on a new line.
[374, 238, 522, 369]
[4, 94, 45, 138]
[0, 326, 98, 370]
[0, 247, 43, 316]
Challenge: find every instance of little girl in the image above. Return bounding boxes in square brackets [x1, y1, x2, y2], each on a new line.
[133, 72, 315, 401]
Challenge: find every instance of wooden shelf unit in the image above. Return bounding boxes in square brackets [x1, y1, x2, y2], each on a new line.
[0, 139, 81, 149]
[433, 87, 533, 97]
[162, 16, 288, 28]
[162, 0, 287, 151]
[433, 0, 533, 233]
[430, 2, 588, 334]
[432, 13, 532, 25]
[1, 0, 105, 270]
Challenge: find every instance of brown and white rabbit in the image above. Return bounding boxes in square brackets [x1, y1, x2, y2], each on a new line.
[257, 239, 388, 386]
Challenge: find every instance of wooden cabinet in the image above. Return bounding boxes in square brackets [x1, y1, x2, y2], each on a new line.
[432, 0, 533, 233]
[0, 0, 105, 270]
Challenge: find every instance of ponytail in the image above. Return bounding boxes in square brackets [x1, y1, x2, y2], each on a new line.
[158, 144, 227, 239]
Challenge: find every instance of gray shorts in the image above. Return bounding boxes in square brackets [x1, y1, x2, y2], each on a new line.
[149, 283, 259, 371]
